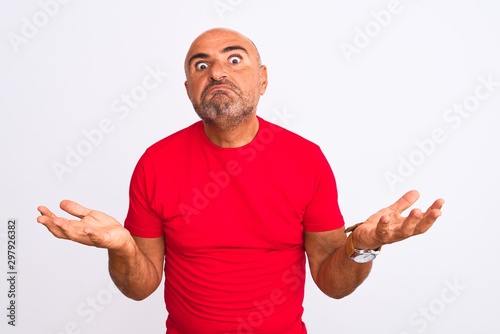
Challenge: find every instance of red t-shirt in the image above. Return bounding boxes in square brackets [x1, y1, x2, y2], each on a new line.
[124, 117, 344, 333]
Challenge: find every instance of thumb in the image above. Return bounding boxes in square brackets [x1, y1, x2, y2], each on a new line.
[387, 190, 420, 214]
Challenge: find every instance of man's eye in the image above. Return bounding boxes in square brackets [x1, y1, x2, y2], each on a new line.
[229, 56, 241, 64]
[196, 62, 208, 70]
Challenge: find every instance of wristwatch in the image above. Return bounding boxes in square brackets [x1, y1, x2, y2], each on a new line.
[345, 223, 381, 263]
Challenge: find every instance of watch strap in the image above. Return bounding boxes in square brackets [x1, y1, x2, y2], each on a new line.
[345, 223, 382, 259]
[344, 222, 364, 234]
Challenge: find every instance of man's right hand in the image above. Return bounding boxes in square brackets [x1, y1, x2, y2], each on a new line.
[37, 200, 133, 251]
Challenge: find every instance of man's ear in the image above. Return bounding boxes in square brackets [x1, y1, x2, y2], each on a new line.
[259, 65, 268, 95]
[184, 80, 192, 101]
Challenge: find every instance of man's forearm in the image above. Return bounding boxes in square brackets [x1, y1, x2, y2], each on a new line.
[315, 241, 372, 299]
[108, 240, 162, 301]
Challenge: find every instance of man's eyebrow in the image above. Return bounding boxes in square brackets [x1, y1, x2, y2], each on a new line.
[187, 52, 210, 67]
[221, 45, 249, 55]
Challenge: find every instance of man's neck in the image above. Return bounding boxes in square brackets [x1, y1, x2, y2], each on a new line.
[203, 115, 259, 148]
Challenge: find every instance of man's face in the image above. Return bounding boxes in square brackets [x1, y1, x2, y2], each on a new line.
[184, 29, 268, 130]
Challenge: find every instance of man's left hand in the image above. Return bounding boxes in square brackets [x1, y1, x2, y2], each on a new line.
[352, 190, 444, 250]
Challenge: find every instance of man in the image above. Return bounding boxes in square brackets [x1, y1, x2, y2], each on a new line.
[37, 28, 444, 333]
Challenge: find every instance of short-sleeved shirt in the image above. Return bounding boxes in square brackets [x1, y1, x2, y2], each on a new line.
[124, 116, 344, 333]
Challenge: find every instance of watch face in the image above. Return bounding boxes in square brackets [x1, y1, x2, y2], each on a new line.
[353, 253, 376, 263]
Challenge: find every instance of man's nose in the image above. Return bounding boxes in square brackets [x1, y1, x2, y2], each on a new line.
[209, 61, 227, 81]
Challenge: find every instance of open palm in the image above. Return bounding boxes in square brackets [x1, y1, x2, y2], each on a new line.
[37, 200, 132, 250]
[353, 190, 444, 250]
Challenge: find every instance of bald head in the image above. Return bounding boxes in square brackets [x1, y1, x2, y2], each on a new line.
[184, 28, 262, 75]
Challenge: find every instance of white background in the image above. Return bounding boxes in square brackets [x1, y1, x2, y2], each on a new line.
[1, 0, 499, 333]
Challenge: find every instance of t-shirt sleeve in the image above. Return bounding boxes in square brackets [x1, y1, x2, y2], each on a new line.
[302, 146, 345, 232]
[124, 151, 164, 238]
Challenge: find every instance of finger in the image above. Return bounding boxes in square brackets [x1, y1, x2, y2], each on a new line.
[38, 214, 72, 239]
[416, 200, 444, 232]
[37, 204, 103, 246]
[387, 190, 420, 214]
[52, 217, 97, 243]
[52, 217, 78, 236]
[400, 208, 422, 237]
[414, 199, 444, 228]
[60, 200, 93, 219]
[374, 215, 392, 241]
[427, 198, 445, 217]
[37, 206, 80, 239]
[37, 206, 62, 229]
[415, 208, 441, 234]
[37, 206, 57, 220]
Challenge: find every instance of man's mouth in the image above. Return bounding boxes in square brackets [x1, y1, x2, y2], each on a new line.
[207, 84, 231, 94]
[202, 79, 239, 98]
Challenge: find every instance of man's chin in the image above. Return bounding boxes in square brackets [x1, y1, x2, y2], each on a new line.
[204, 115, 246, 130]
[198, 110, 253, 130]
[204, 93, 232, 105]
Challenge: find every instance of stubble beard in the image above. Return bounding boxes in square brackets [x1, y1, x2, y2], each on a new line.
[193, 83, 257, 131]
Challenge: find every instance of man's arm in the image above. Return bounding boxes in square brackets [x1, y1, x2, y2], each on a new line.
[305, 190, 444, 299]
[305, 228, 371, 299]
[108, 236, 164, 300]
[37, 200, 164, 300]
